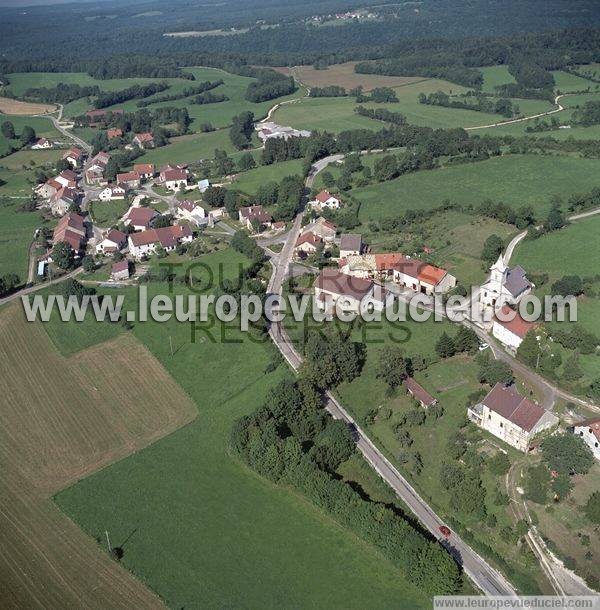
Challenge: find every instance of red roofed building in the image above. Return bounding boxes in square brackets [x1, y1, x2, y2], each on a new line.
[468, 383, 558, 452]
[238, 205, 272, 232]
[128, 225, 193, 258]
[116, 171, 141, 189]
[111, 260, 130, 281]
[124, 206, 158, 231]
[62, 146, 85, 168]
[133, 163, 155, 180]
[310, 190, 342, 210]
[573, 418, 600, 461]
[132, 132, 155, 149]
[52, 212, 87, 253]
[404, 377, 437, 408]
[96, 229, 127, 255]
[294, 231, 322, 258]
[492, 305, 537, 352]
[85, 108, 123, 126]
[159, 167, 188, 191]
[107, 128, 123, 140]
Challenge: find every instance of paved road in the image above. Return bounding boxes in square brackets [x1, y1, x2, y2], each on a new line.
[0, 267, 83, 307]
[38, 104, 92, 154]
[569, 206, 600, 221]
[264, 155, 517, 597]
[503, 231, 528, 265]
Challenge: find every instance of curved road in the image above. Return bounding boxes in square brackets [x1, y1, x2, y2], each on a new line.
[36, 104, 92, 154]
[265, 153, 517, 597]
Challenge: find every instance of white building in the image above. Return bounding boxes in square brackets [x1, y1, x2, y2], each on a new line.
[310, 190, 342, 210]
[31, 137, 53, 149]
[98, 185, 127, 201]
[573, 418, 600, 461]
[492, 305, 536, 353]
[468, 383, 558, 452]
[255, 121, 311, 142]
[128, 225, 193, 259]
[96, 229, 127, 255]
[480, 255, 533, 311]
[176, 200, 207, 227]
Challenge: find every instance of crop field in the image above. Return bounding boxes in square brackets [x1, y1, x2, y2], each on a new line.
[0, 95, 56, 115]
[274, 62, 426, 91]
[230, 158, 304, 195]
[352, 154, 600, 221]
[50, 249, 430, 609]
[0, 302, 197, 608]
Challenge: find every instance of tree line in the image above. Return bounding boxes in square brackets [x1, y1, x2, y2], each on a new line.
[136, 79, 223, 107]
[94, 82, 170, 109]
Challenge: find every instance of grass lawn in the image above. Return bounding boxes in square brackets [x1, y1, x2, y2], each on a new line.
[140, 129, 235, 165]
[45, 249, 432, 608]
[89, 199, 129, 227]
[352, 154, 600, 221]
[0, 115, 63, 155]
[551, 71, 597, 93]
[230, 158, 305, 195]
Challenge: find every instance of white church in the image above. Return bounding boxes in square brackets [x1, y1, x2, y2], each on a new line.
[480, 255, 533, 310]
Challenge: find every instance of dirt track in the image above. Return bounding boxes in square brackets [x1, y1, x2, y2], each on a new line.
[0, 304, 197, 608]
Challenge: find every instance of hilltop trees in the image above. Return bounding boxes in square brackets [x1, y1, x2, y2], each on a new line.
[1, 120, 15, 139]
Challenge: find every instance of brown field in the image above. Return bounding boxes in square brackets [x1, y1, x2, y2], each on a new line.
[273, 62, 426, 91]
[0, 96, 56, 115]
[0, 304, 197, 608]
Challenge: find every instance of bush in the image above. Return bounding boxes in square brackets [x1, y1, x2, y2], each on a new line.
[487, 452, 510, 476]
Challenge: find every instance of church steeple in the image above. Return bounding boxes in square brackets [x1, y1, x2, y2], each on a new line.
[490, 254, 507, 285]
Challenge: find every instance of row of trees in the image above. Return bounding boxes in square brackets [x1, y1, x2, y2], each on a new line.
[244, 69, 296, 103]
[229, 111, 254, 150]
[21, 83, 100, 104]
[418, 91, 516, 118]
[94, 81, 170, 109]
[137, 79, 223, 107]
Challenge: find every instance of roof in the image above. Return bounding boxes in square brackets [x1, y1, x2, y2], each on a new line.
[404, 377, 436, 406]
[112, 260, 129, 273]
[494, 305, 536, 339]
[315, 268, 373, 301]
[574, 418, 600, 441]
[117, 171, 139, 183]
[315, 190, 339, 203]
[295, 232, 322, 248]
[177, 199, 198, 213]
[417, 263, 447, 286]
[239, 205, 272, 223]
[59, 169, 77, 182]
[126, 207, 158, 227]
[134, 132, 154, 143]
[133, 163, 154, 174]
[53, 213, 86, 251]
[129, 225, 192, 248]
[63, 146, 83, 159]
[162, 169, 188, 182]
[104, 229, 126, 244]
[339, 233, 362, 252]
[504, 265, 532, 298]
[481, 383, 548, 432]
[372, 252, 448, 285]
[107, 128, 122, 138]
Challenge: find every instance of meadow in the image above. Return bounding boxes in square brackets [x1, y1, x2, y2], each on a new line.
[89, 198, 129, 227]
[49, 249, 432, 609]
[229, 158, 305, 195]
[352, 154, 600, 221]
[0, 115, 63, 155]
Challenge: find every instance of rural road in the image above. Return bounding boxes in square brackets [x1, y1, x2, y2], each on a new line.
[503, 231, 528, 264]
[264, 154, 517, 597]
[0, 267, 83, 307]
[37, 104, 92, 154]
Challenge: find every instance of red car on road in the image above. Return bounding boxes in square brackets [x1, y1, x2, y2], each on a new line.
[439, 525, 452, 539]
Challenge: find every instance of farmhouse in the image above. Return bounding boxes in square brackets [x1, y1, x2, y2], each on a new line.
[50, 186, 80, 216]
[86, 151, 111, 184]
[159, 167, 189, 191]
[52, 212, 87, 252]
[85, 108, 123, 126]
[573, 418, 600, 461]
[123, 206, 158, 231]
[468, 383, 558, 452]
[35, 178, 62, 200]
[116, 171, 141, 189]
[175, 200, 207, 227]
[339, 234, 363, 258]
[294, 231, 322, 259]
[341, 253, 456, 295]
[133, 163, 155, 180]
[238, 205, 272, 231]
[403, 377, 437, 408]
[96, 229, 127, 255]
[492, 305, 537, 353]
[31, 137, 53, 150]
[107, 128, 123, 140]
[310, 190, 342, 210]
[480, 256, 533, 310]
[63, 146, 85, 168]
[111, 260, 130, 281]
[128, 225, 193, 259]
[56, 169, 78, 188]
[304, 217, 337, 242]
[98, 184, 127, 201]
[132, 132, 155, 149]
[314, 268, 391, 314]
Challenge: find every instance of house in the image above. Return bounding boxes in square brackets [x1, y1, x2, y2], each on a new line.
[128, 225, 193, 259]
[238, 205, 272, 231]
[314, 268, 391, 314]
[304, 217, 337, 242]
[52, 212, 87, 252]
[98, 184, 127, 201]
[96, 229, 127, 255]
[31, 137, 53, 150]
[116, 171, 141, 189]
[63, 146, 85, 168]
[132, 132, 155, 149]
[492, 305, 537, 353]
[111, 260, 130, 281]
[85, 151, 111, 184]
[294, 232, 322, 259]
[123, 206, 158, 231]
[35, 178, 62, 200]
[404, 377, 437, 408]
[341, 253, 456, 295]
[56, 169, 78, 189]
[50, 186, 80, 216]
[480, 255, 533, 311]
[107, 128, 123, 140]
[310, 190, 342, 210]
[133, 163, 155, 180]
[573, 418, 600, 461]
[198, 179, 210, 193]
[467, 383, 558, 452]
[176, 200, 207, 227]
[339, 234, 363, 258]
[160, 168, 188, 192]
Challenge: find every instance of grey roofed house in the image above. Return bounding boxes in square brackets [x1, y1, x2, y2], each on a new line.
[504, 266, 532, 298]
[479, 383, 548, 432]
[339, 233, 362, 253]
[315, 268, 373, 301]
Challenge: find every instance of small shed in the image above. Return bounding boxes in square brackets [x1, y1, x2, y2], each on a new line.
[111, 260, 130, 281]
[404, 377, 437, 408]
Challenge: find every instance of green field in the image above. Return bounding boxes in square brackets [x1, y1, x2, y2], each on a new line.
[478, 65, 516, 92]
[230, 158, 305, 195]
[89, 199, 128, 227]
[0, 115, 63, 156]
[551, 70, 597, 93]
[352, 154, 600, 221]
[51, 249, 431, 608]
[272, 78, 554, 132]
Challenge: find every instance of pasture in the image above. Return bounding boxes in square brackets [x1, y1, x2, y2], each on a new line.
[0, 115, 63, 155]
[230, 158, 304, 195]
[51, 249, 431, 609]
[0, 302, 196, 607]
[352, 154, 600, 221]
[478, 65, 515, 92]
